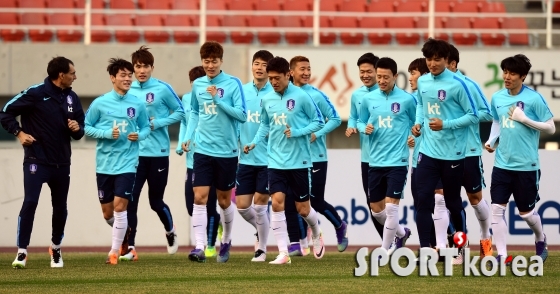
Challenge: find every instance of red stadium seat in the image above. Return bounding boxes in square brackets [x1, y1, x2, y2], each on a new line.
[255, 0, 281, 11]
[81, 13, 111, 42]
[320, 0, 341, 11]
[502, 18, 529, 46]
[75, 0, 105, 9]
[417, 17, 448, 42]
[19, 0, 47, 8]
[191, 15, 227, 43]
[228, 0, 254, 10]
[249, 16, 281, 44]
[278, 15, 309, 44]
[207, 0, 227, 10]
[395, 1, 426, 12]
[165, 15, 198, 43]
[340, 0, 366, 11]
[367, 0, 395, 12]
[0, 0, 18, 7]
[106, 14, 140, 43]
[446, 17, 477, 45]
[333, 17, 362, 45]
[138, 0, 171, 9]
[21, 13, 54, 42]
[172, 0, 198, 9]
[388, 17, 419, 45]
[473, 17, 504, 46]
[481, 1, 506, 13]
[284, 0, 312, 11]
[0, 13, 25, 41]
[48, 13, 83, 42]
[137, 15, 170, 43]
[317, 16, 336, 44]
[435, 1, 452, 12]
[224, 15, 253, 44]
[361, 17, 391, 44]
[109, 0, 135, 9]
[451, 1, 481, 12]
[47, 0, 75, 8]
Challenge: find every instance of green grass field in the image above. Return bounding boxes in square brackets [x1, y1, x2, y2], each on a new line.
[0, 251, 558, 293]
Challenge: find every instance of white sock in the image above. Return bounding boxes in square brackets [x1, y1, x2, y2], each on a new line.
[106, 216, 114, 227]
[520, 209, 545, 242]
[302, 207, 320, 238]
[433, 194, 450, 249]
[383, 203, 402, 250]
[111, 211, 128, 252]
[192, 204, 207, 250]
[300, 237, 309, 249]
[238, 206, 257, 229]
[271, 211, 289, 253]
[166, 226, 175, 235]
[254, 204, 269, 252]
[491, 204, 508, 257]
[51, 243, 60, 249]
[18, 248, 27, 254]
[371, 209, 387, 226]
[221, 204, 235, 244]
[472, 199, 491, 239]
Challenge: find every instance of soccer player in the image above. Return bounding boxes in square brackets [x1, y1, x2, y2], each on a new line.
[485, 54, 553, 263]
[411, 39, 478, 252]
[1, 57, 83, 269]
[120, 46, 185, 261]
[346, 53, 385, 239]
[288, 56, 348, 252]
[446, 44, 494, 261]
[244, 56, 325, 264]
[184, 41, 247, 263]
[84, 58, 150, 265]
[357, 57, 414, 252]
[178, 65, 221, 258]
[237, 50, 274, 262]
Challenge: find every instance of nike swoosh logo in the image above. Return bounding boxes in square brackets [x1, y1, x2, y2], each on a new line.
[472, 185, 480, 190]
[268, 105, 276, 109]
[228, 182, 235, 187]
[272, 227, 281, 230]
[158, 168, 166, 172]
[529, 202, 536, 208]
[125, 192, 131, 195]
[393, 191, 401, 195]
[497, 105, 504, 108]
[198, 92, 205, 95]
[372, 106, 380, 109]
[299, 195, 307, 199]
[451, 165, 460, 168]
[107, 111, 116, 114]
[312, 169, 320, 173]
[421, 91, 427, 94]
[225, 221, 232, 224]
[116, 227, 124, 229]
[433, 218, 442, 221]
[193, 225, 201, 227]
[385, 227, 395, 230]
[43, 97, 51, 101]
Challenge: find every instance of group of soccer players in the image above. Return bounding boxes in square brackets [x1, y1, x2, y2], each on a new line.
[1, 38, 552, 268]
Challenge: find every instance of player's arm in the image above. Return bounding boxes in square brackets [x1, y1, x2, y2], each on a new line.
[69, 95, 85, 140]
[176, 95, 190, 155]
[442, 83, 479, 129]
[250, 106, 270, 146]
[414, 88, 424, 126]
[290, 96, 324, 137]
[214, 79, 247, 122]
[510, 95, 555, 135]
[0, 91, 37, 136]
[84, 100, 113, 139]
[357, 97, 370, 133]
[184, 91, 199, 145]
[467, 78, 493, 122]
[347, 93, 358, 130]
[485, 120, 501, 150]
[151, 86, 185, 130]
[314, 92, 341, 138]
[136, 104, 151, 140]
[408, 94, 418, 127]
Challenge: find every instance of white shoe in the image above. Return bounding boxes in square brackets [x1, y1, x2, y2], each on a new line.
[387, 241, 397, 256]
[452, 240, 469, 265]
[312, 232, 325, 259]
[254, 233, 259, 252]
[251, 249, 266, 262]
[49, 246, 63, 268]
[166, 226, 179, 254]
[12, 252, 27, 269]
[269, 252, 291, 264]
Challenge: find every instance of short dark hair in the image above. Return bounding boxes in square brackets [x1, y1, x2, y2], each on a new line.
[200, 41, 223, 59]
[357, 52, 379, 68]
[189, 66, 205, 82]
[131, 45, 154, 66]
[47, 56, 74, 80]
[107, 58, 134, 77]
[289, 55, 310, 69]
[448, 44, 460, 65]
[408, 58, 429, 75]
[252, 50, 274, 63]
[266, 57, 290, 74]
[375, 57, 398, 75]
[500, 54, 532, 78]
[421, 38, 450, 60]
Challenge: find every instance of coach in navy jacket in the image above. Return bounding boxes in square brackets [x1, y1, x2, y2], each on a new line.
[0, 56, 83, 269]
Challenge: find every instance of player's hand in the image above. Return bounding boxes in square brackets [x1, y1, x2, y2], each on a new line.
[17, 131, 36, 146]
[244, 143, 255, 154]
[508, 105, 526, 123]
[407, 135, 415, 148]
[67, 119, 80, 132]
[127, 132, 139, 141]
[183, 140, 190, 152]
[484, 143, 495, 153]
[112, 126, 120, 139]
[207, 85, 218, 97]
[284, 124, 291, 138]
[345, 128, 357, 137]
[429, 118, 443, 131]
[310, 133, 317, 143]
[365, 124, 374, 135]
[176, 147, 184, 156]
[412, 124, 422, 137]
[150, 116, 155, 130]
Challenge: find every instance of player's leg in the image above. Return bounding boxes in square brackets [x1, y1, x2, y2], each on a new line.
[251, 166, 270, 262]
[46, 165, 71, 268]
[414, 154, 442, 248]
[12, 163, 48, 269]
[235, 164, 258, 233]
[185, 168, 194, 217]
[214, 156, 238, 263]
[489, 166, 513, 264]
[285, 189, 305, 256]
[310, 162, 348, 252]
[440, 158, 467, 264]
[368, 167, 389, 247]
[188, 153, 213, 262]
[362, 162, 384, 237]
[433, 181, 449, 250]
[205, 184, 220, 257]
[268, 169, 291, 264]
[385, 166, 411, 251]
[108, 173, 134, 265]
[127, 156, 148, 254]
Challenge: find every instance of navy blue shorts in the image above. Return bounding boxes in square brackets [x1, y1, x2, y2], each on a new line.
[236, 164, 269, 195]
[192, 152, 238, 191]
[361, 162, 369, 195]
[462, 155, 485, 193]
[268, 168, 311, 202]
[490, 167, 541, 212]
[96, 173, 136, 204]
[368, 166, 408, 203]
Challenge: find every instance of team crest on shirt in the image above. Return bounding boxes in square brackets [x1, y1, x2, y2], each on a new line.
[516, 101, 525, 111]
[29, 164, 37, 174]
[437, 90, 446, 101]
[286, 99, 295, 110]
[391, 102, 401, 113]
[146, 92, 155, 103]
[98, 190, 104, 200]
[127, 107, 136, 118]
[217, 88, 224, 98]
[66, 95, 73, 105]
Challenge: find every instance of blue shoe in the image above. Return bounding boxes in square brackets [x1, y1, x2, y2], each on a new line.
[395, 227, 412, 249]
[217, 241, 231, 263]
[536, 234, 548, 263]
[496, 254, 512, 266]
[288, 243, 303, 257]
[188, 249, 206, 263]
[335, 221, 349, 252]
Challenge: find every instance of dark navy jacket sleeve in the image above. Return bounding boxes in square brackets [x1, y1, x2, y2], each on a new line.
[69, 93, 85, 140]
[0, 90, 37, 136]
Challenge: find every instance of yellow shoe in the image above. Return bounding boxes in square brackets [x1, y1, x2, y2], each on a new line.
[205, 246, 217, 257]
[105, 252, 118, 265]
[480, 238, 493, 258]
[217, 223, 223, 242]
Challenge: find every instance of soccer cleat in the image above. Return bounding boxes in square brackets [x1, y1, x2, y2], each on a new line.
[496, 255, 512, 266]
[205, 246, 217, 257]
[269, 252, 291, 264]
[479, 238, 493, 258]
[120, 227, 131, 256]
[387, 242, 397, 256]
[217, 241, 231, 263]
[105, 252, 118, 265]
[447, 234, 456, 248]
[12, 252, 27, 269]
[335, 221, 349, 252]
[452, 240, 469, 265]
[217, 223, 223, 242]
[306, 226, 312, 244]
[394, 227, 412, 251]
[312, 232, 325, 259]
[119, 248, 138, 261]
[288, 243, 303, 257]
[302, 247, 310, 256]
[535, 234, 548, 263]
[188, 249, 206, 263]
[166, 228, 179, 255]
[251, 249, 266, 262]
[254, 232, 259, 252]
[49, 246, 63, 268]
